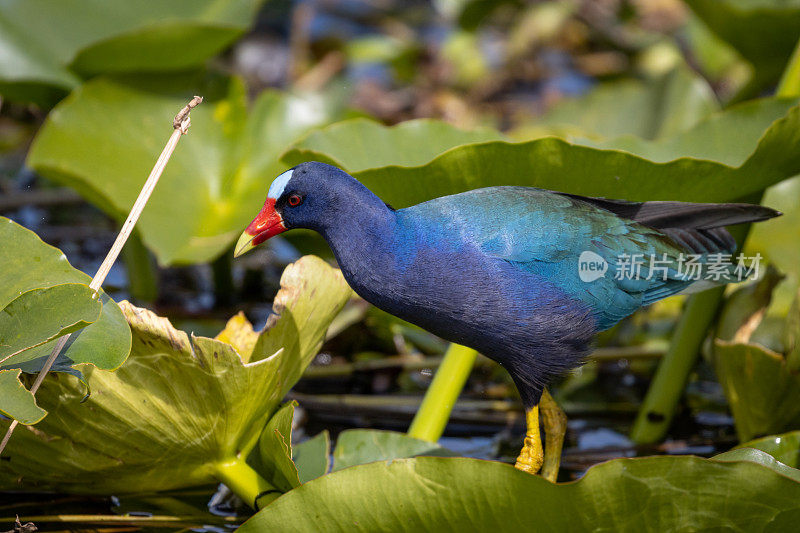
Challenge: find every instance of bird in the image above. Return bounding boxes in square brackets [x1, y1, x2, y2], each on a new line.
[234, 161, 780, 481]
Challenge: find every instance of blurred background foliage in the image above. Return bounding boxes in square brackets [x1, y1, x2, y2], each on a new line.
[2, 0, 800, 529]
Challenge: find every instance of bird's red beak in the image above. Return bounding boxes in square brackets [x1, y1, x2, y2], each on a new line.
[234, 198, 287, 257]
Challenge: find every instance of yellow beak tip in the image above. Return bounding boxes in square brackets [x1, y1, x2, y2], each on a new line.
[233, 231, 256, 258]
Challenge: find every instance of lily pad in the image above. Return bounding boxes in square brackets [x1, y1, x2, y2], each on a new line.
[0, 0, 262, 106]
[522, 67, 718, 141]
[738, 430, 800, 468]
[282, 97, 800, 207]
[240, 455, 800, 531]
[713, 447, 800, 483]
[0, 256, 351, 494]
[713, 269, 800, 442]
[685, 0, 800, 91]
[285, 117, 504, 171]
[28, 76, 348, 265]
[332, 429, 459, 471]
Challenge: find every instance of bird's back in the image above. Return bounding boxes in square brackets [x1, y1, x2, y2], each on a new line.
[398, 186, 777, 331]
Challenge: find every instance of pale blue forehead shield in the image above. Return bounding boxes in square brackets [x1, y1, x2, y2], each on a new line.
[268, 169, 294, 200]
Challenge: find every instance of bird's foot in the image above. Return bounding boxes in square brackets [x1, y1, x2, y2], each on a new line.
[513, 390, 566, 482]
[514, 405, 543, 475]
[514, 436, 544, 474]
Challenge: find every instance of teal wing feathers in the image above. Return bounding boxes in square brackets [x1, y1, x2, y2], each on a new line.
[405, 187, 730, 330]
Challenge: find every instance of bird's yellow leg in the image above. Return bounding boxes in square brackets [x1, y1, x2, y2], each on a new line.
[540, 389, 567, 483]
[514, 389, 567, 482]
[514, 405, 543, 475]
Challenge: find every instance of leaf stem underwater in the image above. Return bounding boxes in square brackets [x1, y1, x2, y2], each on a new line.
[407, 343, 478, 442]
[214, 458, 282, 509]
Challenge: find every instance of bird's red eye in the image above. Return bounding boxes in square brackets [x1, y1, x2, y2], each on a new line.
[288, 194, 303, 207]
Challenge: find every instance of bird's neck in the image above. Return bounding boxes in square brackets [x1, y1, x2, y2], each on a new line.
[317, 198, 400, 291]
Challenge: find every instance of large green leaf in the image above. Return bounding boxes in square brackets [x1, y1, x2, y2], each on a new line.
[286, 118, 503, 170]
[0, 217, 130, 423]
[522, 67, 719, 141]
[332, 429, 459, 472]
[282, 98, 800, 206]
[0, 0, 262, 105]
[685, 0, 800, 91]
[714, 340, 800, 442]
[28, 76, 347, 265]
[240, 455, 800, 532]
[0, 256, 351, 494]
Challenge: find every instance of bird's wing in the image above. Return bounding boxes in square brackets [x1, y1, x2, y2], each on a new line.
[408, 187, 726, 329]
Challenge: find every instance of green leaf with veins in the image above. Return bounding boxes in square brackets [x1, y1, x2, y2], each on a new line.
[0, 256, 352, 495]
[256, 401, 301, 493]
[0, 217, 130, 424]
[240, 455, 800, 532]
[282, 98, 800, 207]
[285, 117, 504, 171]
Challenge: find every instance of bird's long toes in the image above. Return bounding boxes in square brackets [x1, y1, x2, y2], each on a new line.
[514, 435, 543, 475]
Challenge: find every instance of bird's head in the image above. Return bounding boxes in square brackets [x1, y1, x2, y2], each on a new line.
[234, 161, 368, 257]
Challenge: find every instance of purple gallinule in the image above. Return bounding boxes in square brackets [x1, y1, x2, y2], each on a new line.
[235, 162, 779, 480]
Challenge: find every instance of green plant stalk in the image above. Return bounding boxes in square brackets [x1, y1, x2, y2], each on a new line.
[630, 286, 725, 443]
[407, 343, 478, 442]
[121, 231, 159, 303]
[213, 457, 280, 509]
